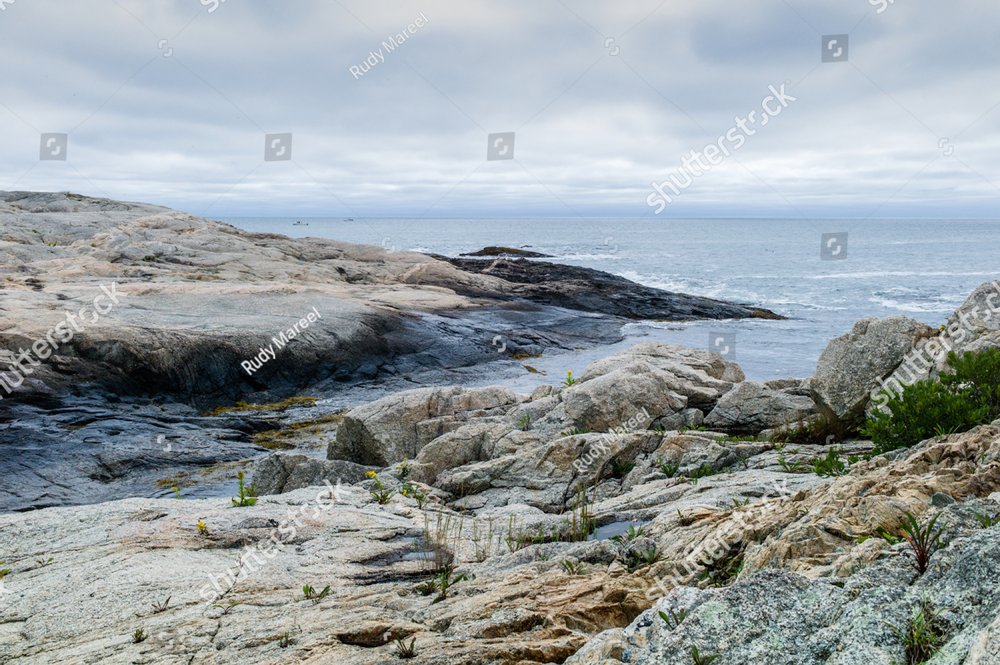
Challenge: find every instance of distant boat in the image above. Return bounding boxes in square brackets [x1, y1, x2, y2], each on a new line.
[344, 218, 355, 221]
[292, 220, 309, 226]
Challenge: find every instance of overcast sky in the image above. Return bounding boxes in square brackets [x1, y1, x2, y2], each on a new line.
[1, 0, 998, 218]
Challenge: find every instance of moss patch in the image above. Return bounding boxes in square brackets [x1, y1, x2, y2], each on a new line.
[251, 412, 345, 450]
[205, 396, 319, 416]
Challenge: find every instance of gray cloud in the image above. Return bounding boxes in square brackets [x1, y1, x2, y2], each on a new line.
[0, 0, 997, 217]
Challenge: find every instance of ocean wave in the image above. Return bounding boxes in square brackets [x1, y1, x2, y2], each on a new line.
[556, 252, 624, 261]
[806, 271, 1000, 280]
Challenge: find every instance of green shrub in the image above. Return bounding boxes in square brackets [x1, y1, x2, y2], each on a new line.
[942, 348, 1000, 416]
[864, 366, 990, 454]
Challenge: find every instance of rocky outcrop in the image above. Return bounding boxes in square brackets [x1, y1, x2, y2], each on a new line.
[440, 256, 783, 321]
[0, 192, 781, 512]
[569, 495, 1000, 665]
[562, 343, 744, 431]
[459, 246, 552, 258]
[809, 316, 935, 422]
[328, 386, 523, 466]
[705, 381, 817, 434]
[9, 419, 1000, 664]
[251, 454, 375, 495]
[0, 192, 774, 407]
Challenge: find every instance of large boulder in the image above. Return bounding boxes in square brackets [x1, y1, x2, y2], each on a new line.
[252, 453, 375, 495]
[705, 381, 817, 434]
[560, 343, 744, 432]
[328, 386, 522, 466]
[809, 317, 935, 422]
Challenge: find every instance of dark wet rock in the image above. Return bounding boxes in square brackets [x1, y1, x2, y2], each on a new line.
[459, 246, 552, 258]
[438, 256, 783, 321]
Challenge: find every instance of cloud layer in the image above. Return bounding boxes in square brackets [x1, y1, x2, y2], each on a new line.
[1, 0, 997, 217]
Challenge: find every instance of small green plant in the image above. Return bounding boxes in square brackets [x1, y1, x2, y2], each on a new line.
[891, 598, 945, 665]
[975, 511, 1000, 529]
[777, 453, 805, 473]
[659, 608, 688, 629]
[609, 457, 635, 479]
[731, 497, 751, 508]
[0, 564, 12, 580]
[197, 520, 209, 536]
[132, 628, 147, 644]
[686, 463, 717, 483]
[561, 426, 591, 436]
[510, 488, 594, 547]
[610, 524, 646, 544]
[36, 557, 53, 567]
[690, 644, 719, 664]
[899, 512, 945, 574]
[698, 549, 743, 586]
[629, 546, 660, 570]
[402, 483, 427, 508]
[563, 371, 578, 386]
[302, 584, 331, 603]
[810, 448, 848, 477]
[431, 565, 470, 603]
[231, 471, 257, 507]
[366, 471, 393, 504]
[395, 462, 411, 480]
[170, 486, 182, 499]
[654, 456, 679, 477]
[151, 596, 171, 614]
[395, 636, 417, 658]
[278, 632, 293, 648]
[877, 527, 906, 545]
[517, 414, 532, 431]
[561, 559, 585, 575]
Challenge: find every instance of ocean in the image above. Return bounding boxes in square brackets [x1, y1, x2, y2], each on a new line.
[220, 217, 1000, 386]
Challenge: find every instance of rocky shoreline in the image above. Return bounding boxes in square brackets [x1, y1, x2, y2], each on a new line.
[4, 193, 1000, 664]
[0, 191, 776, 512]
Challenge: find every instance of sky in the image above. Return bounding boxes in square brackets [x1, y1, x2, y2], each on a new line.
[1, 0, 998, 218]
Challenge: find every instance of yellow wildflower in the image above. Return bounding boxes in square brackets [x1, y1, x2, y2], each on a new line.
[366, 471, 377, 479]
